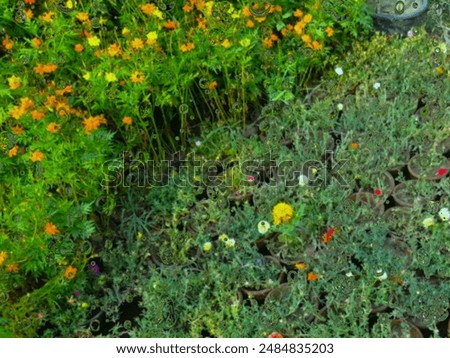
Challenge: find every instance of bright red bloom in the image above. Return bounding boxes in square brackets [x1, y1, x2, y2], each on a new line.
[374, 188, 382, 196]
[322, 228, 335, 243]
[436, 168, 448, 177]
[268, 332, 283, 338]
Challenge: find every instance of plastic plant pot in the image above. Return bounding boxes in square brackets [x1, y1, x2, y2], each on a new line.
[392, 180, 437, 208]
[407, 153, 450, 181]
[367, 0, 429, 35]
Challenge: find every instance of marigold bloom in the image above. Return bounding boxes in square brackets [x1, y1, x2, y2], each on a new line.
[30, 150, 45, 162]
[242, 6, 252, 17]
[307, 272, 319, 281]
[0, 251, 7, 266]
[2, 38, 14, 50]
[221, 39, 231, 48]
[272, 202, 294, 225]
[140, 3, 156, 15]
[34, 63, 58, 75]
[8, 145, 19, 158]
[303, 14, 313, 24]
[12, 125, 24, 135]
[76, 12, 89, 22]
[87, 35, 100, 47]
[325, 27, 334, 37]
[83, 115, 107, 134]
[180, 42, 195, 52]
[25, 0, 35, 4]
[294, 9, 303, 18]
[64, 265, 77, 279]
[163, 20, 177, 30]
[40, 11, 56, 23]
[7, 75, 21, 90]
[24, 9, 34, 19]
[436, 67, 444, 75]
[130, 70, 145, 83]
[246, 20, 255, 28]
[350, 142, 359, 150]
[6, 264, 19, 273]
[10, 106, 26, 120]
[45, 222, 60, 235]
[183, 4, 194, 12]
[208, 81, 218, 90]
[310, 40, 322, 51]
[131, 38, 144, 50]
[31, 38, 42, 47]
[122, 116, 133, 125]
[74, 43, 84, 52]
[107, 43, 122, 57]
[46, 122, 61, 133]
[301, 34, 312, 44]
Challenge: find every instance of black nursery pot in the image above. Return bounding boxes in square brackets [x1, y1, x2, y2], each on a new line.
[368, 0, 429, 35]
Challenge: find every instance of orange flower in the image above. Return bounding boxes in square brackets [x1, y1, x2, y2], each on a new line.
[25, 0, 35, 4]
[45, 222, 60, 235]
[10, 106, 26, 120]
[163, 20, 177, 30]
[2, 37, 14, 50]
[436, 67, 444, 75]
[20, 97, 34, 110]
[268, 332, 283, 338]
[6, 264, 19, 273]
[12, 125, 24, 135]
[307, 272, 319, 281]
[325, 27, 334, 37]
[301, 34, 312, 44]
[64, 265, 77, 280]
[350, 142, 359, 150]
[246, 20, 255, 28]
[303, 14, 313, 24]
[46, 122, 61, 133]
[76, 12, 89, 22]
[7, 75, 21, 90]
[0, 251, 7, 266]
[180, 42, 195, 52]
[183, 4, 194, 12]
[208, 81, 218, 90]
[107, 43, 122, 57]
[31, 38, 42, 47]
[242, 6, 252, 17]
[34, 63, 58, 75]
[309, 40, 322, 51]
[83, 114, 107, 135]
[55, 85, 73, 96]
[140, 3, 156, 15]
[24, 9, 34, 19]
[131, 38, 144, 50]
[130, 70, 145, 83]
[30, 150, 45, 162]
[293, 9, 304, 18]
[122, 116, 133, 125]
[74, 43, 84, 52]
[8, 145, 19, 158]
[40, 11, 56, 23]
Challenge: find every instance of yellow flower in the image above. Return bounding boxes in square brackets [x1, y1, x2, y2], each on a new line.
[76, 12, 89, 22]
[107, 43, 122, 57]
[225, 238, 235, 249]
[180, 42, 195, 52]
[40, 11, 56, 23]
[294, 9, 304, 18]
[240, 38, 251, 47]
[146, 31, 158, 45]
[294, 262, 307, 270]
[221, 39, 231, 48]
[325, 27, 334, 37]
[8, 145, 19, 158]
[122, 116, 133, 125]
[131, 38, 144, 50]
[130, 70, 145, 83]
[301, 34, 312, 44]
[87, 35, 100, 47]
[0, 251, 7, 266]
[105, 72, 118, 82]
[436, 67, 444, 75]
[203, 242, 212, 251]
[422, 217, 435, 228]
[153, 8, 163, 19]
[82, 72, 91, 80]
[30, 150, 45, 162]
[46, 122, 61, 133]
[272, 202, 294, 225]
[7, 75, 21, 90]
[303, 14, 313, 24]
[219, 233, 229, 242]
[122, 27, 131, 36]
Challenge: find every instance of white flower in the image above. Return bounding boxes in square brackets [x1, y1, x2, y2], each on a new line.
[337, 103, 344, 111]
[195, 140, 202, 147]
[335, 67, 343, 76]
[298, 174, 309, 187]
[375, 269, 387, 281]
[345, 272, 353, 277]
[257, 220, 270, 234]
[422, 217, 435, 228]
[407, 30, 413, 38]
[202, 242, 212, 252]
[438, 208, 450, 222]
[373, 82, 381, 90]
[225, 238, 235, 249]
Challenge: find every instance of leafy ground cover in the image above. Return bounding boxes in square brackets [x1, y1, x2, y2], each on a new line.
[0, 0, 449, 337]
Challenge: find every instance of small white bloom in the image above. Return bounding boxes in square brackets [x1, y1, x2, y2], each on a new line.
[373, 82, 381, 90]
[345, 272, 353, 277]
[195, 140, 202, 147]
[375, 269, 388, 281]
[225, 238, 235, 249]
[335, 67, 344, 76]
[422, 217, 435, 228]
[298, 174, 309, 187]
[407, 30, 413, 38]
[438, 43, 447, 54]
[257, 220, 270, 234]
[203, 242, 212, 252]
[438, 208, 450, 222]
[337, 103, 344, 111]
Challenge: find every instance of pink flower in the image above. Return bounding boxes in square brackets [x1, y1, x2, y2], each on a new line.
[247, 175, 255, 182]
[374, 188, 382, 196]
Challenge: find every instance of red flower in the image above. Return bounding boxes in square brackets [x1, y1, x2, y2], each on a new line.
[268, 332, 283, 338]
[436, 168, 448, 177]
[247, 175, 255, 182]
[322, 228, 335, 243]
[374, 188, 382, 196]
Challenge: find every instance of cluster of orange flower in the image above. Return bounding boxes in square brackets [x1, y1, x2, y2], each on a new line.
[83, 114, 107, 135]
[34, 63, 58, 76]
